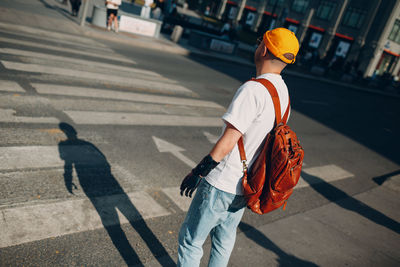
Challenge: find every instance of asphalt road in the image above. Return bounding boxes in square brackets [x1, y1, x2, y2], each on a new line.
[0, 3, 399, 266]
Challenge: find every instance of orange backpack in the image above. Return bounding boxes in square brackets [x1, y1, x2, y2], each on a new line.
[239, 78, 304, 214]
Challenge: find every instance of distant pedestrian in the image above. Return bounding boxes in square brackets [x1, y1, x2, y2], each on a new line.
[178, 28, 300, 266]
[152, 0, 164, 20]
[69, 0, 81, 16]
[106, 0, 122, 32]
[140, 0, 153, 19]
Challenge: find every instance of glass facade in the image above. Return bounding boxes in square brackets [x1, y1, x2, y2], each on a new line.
[316, 1, 337, 20]
[342, 7, 366, 28]
[388, 19, 400, 44]
[291, 0, 310, 14]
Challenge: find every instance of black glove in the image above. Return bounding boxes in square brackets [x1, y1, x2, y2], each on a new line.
[180, 154, 219, 198]
[180, 172, 202, 197]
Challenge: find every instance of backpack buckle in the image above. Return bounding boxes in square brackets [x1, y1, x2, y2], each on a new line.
[242, 160, 248, 173]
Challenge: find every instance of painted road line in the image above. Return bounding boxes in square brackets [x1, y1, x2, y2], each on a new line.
[0, 191, 170, 248]
[0, 37, 135, 64]
[0, 80, 25, 93]
[153, 136, 196, 168]
[0, 21, 104, 47]
[162, 187, 193, 211]
[297, 164, 354, 188]
[203, 131, 219, 144]
[65, 110, 223, 127]
[33, 84, 224, 109]
[0, 145, 107, 171]
[163, 164, 355, 212]
[0, 48, 160, 78]
[2, 61, 192, 95]
[0, 28, 114, 53]
[0, 108, 59, 124]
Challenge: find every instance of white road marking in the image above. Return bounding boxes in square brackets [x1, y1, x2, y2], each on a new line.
[0, 48, 160, 78]
[203, 131, 219, 144]
[152, 136, 196, 168]
[162, 187, 193, 211]
[0, 108, 59, 124]
[65, 111, 222, 127]
[33, 84, 224, 109]
[0, 21, 103, 47]
[0, 191, 170, 248]
[0, 28, 114, 53]
[2, 61, 192, 95]
[0, 37, 135, 64]
[163, 164, 355, 212]
[0, 145, 107, 171]
[0, 80, 25, 93]
[298, 164, 354, 188]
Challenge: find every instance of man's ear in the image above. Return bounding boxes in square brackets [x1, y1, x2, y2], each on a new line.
[262, 46, 268, 57]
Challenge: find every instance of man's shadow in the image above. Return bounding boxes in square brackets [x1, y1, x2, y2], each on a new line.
[238, 222, 318, 267]
[58, 122, 175, 266]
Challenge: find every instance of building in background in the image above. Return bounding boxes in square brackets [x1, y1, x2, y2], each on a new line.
[190, 0, 400, 79]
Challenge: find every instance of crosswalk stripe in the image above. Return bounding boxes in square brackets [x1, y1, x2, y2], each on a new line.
[65, 110, 222, 127]
[0, 145, 99, 171]
[0, 80, 25, 93]
[0, 37, 136, 64]
[0, 48, 161, 78]
[0, 191, 171, 248]
[162, 164, 355, 212]
[33, 83, 224, 109]
[162, 187, 192, 212]
[0, 21, 104, 47]
[0, 108, 59, 124]
[0, 28, 114, 53]
[297, 164, 354, 188]
[2, 61, 193, 95]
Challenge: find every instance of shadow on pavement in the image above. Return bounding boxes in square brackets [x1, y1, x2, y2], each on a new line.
[238, 222, 318, 267]
[58, 122, 175, 266]
[302, 172, 400, 234]
[373, 169, 400, 185]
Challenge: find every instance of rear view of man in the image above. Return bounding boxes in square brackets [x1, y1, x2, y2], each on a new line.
[178, 28, 300, 267]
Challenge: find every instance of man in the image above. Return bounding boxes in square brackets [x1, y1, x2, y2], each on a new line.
[106, 0, 121, 32]
[178, 28, 299, 267]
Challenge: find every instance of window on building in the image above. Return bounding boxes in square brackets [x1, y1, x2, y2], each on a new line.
[291, 0, 309, 14]
[388, 20, 400, 44]
[342, 7, 366, 29]
[268, 0, 285, 7]
[316, 1, 337, 20]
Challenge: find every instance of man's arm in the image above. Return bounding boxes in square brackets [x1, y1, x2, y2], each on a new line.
[180, 122, 242, 197]
[209, 122, 242, 162]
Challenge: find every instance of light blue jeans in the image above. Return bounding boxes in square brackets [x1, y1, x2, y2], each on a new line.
[178, 180, 247, 267]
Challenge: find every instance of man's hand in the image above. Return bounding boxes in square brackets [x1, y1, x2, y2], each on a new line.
[180, 172, 202, 198]
[67, 182, 78, 194]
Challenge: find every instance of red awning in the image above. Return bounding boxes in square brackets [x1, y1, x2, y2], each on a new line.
[245, 5, 257, 11]
[286, 18, 299, 24]
[308, 25, 325, 32]
[335, 33, 354, 41]
[384, 49, 400, 57]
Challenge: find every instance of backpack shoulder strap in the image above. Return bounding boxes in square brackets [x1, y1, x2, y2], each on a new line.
[253, 78, 290, 125]
[237, 78, 290, 164]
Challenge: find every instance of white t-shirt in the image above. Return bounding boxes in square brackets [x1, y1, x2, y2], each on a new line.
[106, 0, 121, 9]
[205, 73, 290, 195]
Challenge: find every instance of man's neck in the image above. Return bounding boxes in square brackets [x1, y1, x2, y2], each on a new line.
[256, 62, 283, 77]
